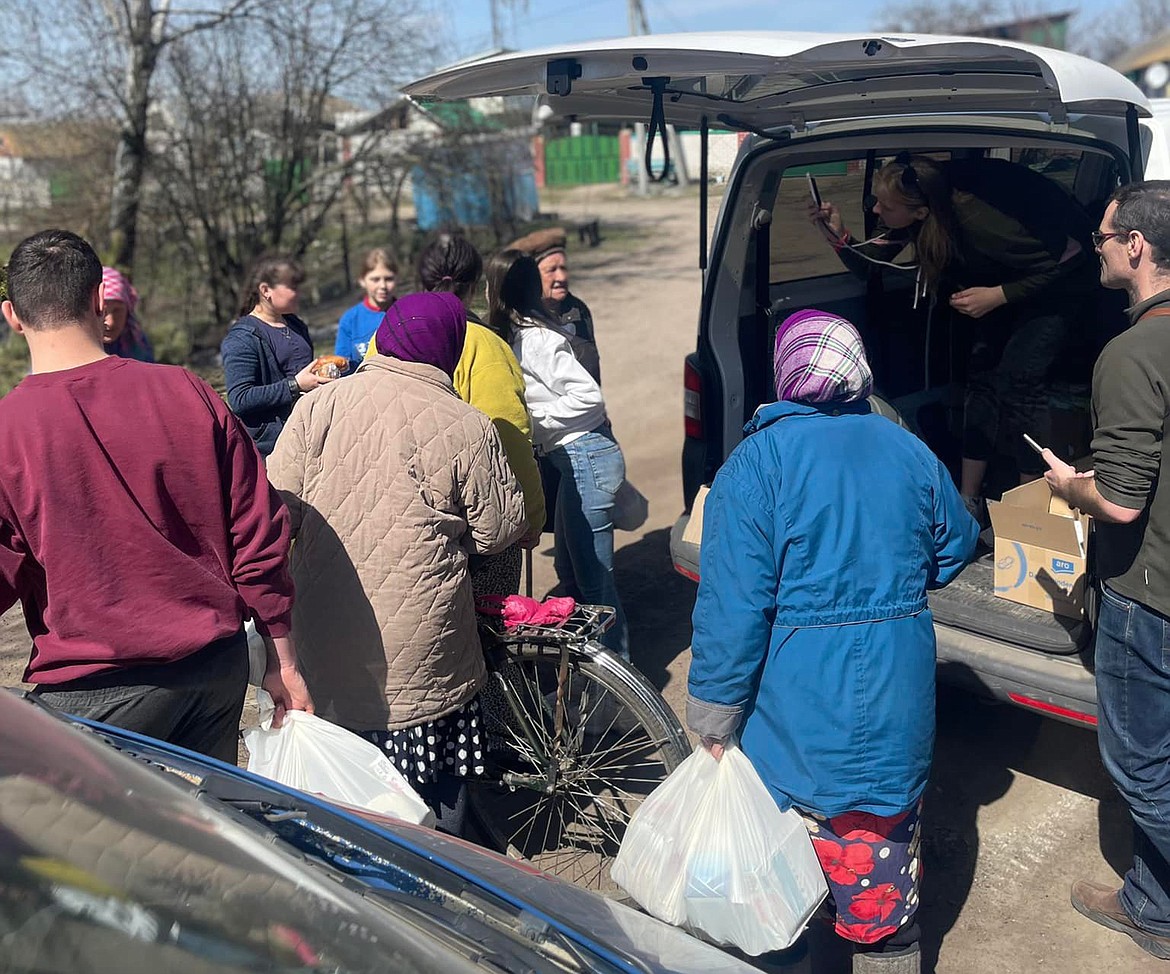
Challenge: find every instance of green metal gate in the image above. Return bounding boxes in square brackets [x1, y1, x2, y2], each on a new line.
[544, 135, 620, 186]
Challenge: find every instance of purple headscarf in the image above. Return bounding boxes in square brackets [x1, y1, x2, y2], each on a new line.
[375, 291, 467, 377]
[773, 309, 874, 404]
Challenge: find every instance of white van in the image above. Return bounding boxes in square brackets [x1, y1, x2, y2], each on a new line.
[406, 33, 1156, 726]
[1144, 98, 1170, 177]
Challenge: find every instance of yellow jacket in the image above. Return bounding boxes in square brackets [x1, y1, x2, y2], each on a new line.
[366, 320, 544, 534]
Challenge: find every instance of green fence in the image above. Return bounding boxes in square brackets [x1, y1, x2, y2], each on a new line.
[544, 135, 620, 186]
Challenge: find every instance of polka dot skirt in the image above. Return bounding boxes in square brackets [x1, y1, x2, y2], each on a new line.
[358, 696, 486, 786]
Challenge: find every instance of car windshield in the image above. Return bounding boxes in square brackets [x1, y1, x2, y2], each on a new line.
[0, 694, 476, 973]
[0, 692, 611, 974]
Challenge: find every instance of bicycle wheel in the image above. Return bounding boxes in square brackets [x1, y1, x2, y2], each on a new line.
[469, 640, 690, 897]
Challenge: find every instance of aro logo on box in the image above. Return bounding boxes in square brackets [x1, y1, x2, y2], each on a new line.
[1051, 558, 1076, 576]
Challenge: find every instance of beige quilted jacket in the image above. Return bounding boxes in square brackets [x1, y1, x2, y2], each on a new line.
[267, 355, 527, 731]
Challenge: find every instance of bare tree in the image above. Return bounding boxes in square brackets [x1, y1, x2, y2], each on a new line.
[103, 0, 272, 271]
[880, 0, 1008, 34]
[1075, 0, 1170, 65]
[148, 0, 432, 324]
[879, 0, 1072, 43]
[0, 0, 278, 273]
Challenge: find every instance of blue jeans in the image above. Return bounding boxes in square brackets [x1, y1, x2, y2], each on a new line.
[546, 428, 629, 659]
[1096, 584, 1170, 933]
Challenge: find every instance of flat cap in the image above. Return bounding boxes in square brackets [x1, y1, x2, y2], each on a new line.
[506, 226, 567, 263]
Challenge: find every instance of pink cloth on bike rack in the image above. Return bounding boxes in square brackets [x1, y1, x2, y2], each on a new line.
[475, 594, 577, 630]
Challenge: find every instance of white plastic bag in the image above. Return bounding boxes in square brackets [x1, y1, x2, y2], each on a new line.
[612, 479, 649, 532]
[611, 743, 716, 924]
[244, 619, 267, 687]
[612, 745, 827, 955]
[243, 691, 435, 828]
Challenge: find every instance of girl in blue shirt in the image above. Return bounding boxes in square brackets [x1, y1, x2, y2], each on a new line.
[335, 248, 398, 372]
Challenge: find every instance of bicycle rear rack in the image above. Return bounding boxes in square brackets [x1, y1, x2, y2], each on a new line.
[482, 603, 616, 646]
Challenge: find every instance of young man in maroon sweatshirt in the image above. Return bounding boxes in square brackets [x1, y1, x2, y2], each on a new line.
[0, 229, 312, 762]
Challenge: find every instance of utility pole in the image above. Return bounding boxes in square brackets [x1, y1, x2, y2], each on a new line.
[628, 0, 650, 35]
[490, 0, 502, 48]
[630, 0, 650, 195]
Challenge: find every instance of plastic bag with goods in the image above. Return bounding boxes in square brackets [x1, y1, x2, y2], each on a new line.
[611, 742, 716, 924]
[612, 744, 827, 955]
[243, 691, 435, 828]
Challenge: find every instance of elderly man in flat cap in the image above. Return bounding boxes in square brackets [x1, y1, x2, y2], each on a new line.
[506, 226, 605, 600]
[506, 227, 601, 383]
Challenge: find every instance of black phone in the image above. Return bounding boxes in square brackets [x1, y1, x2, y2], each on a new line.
[807, 173, 822, 209]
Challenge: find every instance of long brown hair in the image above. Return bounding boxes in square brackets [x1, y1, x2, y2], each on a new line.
[238, 255, 305, 317]
[872, 155, 960, 290]
[484, 249, 550, 342]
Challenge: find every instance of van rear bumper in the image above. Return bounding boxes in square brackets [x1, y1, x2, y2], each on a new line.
[935, 624, 1098, 727]
[670, 512, 1098, 728]
[670, 514, 700, 581]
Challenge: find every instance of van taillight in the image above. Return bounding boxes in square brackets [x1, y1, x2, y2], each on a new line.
[684, 362, 703, 439]
[1007, 692, 1097, 726]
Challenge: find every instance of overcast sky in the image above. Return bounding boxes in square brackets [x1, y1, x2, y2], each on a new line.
[440, 0, 1124, 61]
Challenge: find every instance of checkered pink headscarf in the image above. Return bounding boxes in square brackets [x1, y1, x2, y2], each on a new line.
[773, 309, 873, 404]
[100, 265, 153, 361]
[102, 266, 138, 314]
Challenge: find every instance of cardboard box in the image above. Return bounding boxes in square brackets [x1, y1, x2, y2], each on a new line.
[987, 479, 1090, 619]
[681, 485, 710, 546]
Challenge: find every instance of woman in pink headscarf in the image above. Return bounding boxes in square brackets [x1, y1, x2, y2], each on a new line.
[100, 267, 154, 362]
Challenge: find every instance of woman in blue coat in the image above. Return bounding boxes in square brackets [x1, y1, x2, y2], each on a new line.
[687, 310, 978, 974]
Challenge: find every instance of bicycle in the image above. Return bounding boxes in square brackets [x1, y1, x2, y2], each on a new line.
[470, 603, 691, 898]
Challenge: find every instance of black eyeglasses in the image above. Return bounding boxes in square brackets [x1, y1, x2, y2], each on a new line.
[1091, 230, 1125, 247]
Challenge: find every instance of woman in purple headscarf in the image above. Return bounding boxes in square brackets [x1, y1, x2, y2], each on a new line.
[686, 311, 979, 973]
[267, 291, 528, 837]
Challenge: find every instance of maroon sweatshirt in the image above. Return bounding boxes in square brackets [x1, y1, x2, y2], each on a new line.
[0, 356, 294, 684]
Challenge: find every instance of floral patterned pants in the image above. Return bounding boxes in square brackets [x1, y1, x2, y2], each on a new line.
[799, 800, 923, 945]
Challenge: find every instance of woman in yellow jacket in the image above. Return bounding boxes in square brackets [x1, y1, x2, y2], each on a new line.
[366, 235, 544, 595]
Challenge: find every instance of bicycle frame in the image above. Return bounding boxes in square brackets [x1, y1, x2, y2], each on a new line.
[480, 606, 618, 796]
[488, 643, 572, 795]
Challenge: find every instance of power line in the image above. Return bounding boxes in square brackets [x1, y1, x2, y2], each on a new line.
[628, 0, 650, 34]
[644, 0, 690, 33]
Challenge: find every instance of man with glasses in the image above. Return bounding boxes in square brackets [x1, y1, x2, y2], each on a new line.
[1045, 180, 1170, 960]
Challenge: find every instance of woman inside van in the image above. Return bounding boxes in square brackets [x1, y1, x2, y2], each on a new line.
[809, 153, 1096, 522]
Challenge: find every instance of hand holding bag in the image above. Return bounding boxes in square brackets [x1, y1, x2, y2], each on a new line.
[243, 691, 435, 828]
[612, 744, 827, 955]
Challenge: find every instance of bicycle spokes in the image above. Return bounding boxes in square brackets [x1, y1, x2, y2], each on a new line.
[470, 649, 686, 896]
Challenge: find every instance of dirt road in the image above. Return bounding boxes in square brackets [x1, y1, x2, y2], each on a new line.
[0, 183, 1158, 972]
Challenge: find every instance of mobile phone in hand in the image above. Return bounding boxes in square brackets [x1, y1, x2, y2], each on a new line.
[1022, 433, 1045, 456]
[807, 173, 822, 209]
